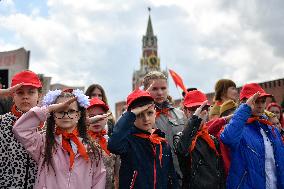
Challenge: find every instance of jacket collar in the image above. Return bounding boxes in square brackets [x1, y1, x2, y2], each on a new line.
[155, 101, 173, 110]
[131, 126, 165, 138]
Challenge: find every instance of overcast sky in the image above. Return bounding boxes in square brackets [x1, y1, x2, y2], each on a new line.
[0, 0, 284, 111]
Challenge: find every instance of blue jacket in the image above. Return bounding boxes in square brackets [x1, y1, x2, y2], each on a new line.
[108, 111, 178, 189]
[221, 104, 284, 189]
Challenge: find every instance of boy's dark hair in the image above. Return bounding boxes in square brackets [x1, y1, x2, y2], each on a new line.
[127, 97, 154, 111]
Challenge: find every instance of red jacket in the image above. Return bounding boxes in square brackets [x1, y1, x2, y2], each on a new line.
[206, 118, 231, 177]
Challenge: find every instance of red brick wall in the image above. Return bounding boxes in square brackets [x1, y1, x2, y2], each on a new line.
[177, 78, 284, 108]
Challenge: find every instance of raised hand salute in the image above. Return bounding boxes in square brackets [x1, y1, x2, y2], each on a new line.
[0, 83, 23, 96]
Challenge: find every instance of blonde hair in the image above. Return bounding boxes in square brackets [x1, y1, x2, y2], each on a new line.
[264, 110, 276, 118]
[143, 71, 167, 89]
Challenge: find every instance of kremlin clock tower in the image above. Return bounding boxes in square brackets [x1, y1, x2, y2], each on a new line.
[132, 10, 168, 90]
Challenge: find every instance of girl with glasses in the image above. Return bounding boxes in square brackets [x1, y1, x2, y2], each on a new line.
[12, 89, 106, 189]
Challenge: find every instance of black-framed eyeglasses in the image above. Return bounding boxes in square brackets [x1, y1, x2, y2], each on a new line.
[54, 110, 79, 119]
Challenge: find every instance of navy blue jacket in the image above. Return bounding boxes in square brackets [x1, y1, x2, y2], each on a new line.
[108, 111, 178, 189]
[221, 104, 284, 189]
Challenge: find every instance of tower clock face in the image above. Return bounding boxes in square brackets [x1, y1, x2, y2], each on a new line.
[148, 56, 157, 67]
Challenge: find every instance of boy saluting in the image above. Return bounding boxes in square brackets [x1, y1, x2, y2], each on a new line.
[108, 89, 178, 189]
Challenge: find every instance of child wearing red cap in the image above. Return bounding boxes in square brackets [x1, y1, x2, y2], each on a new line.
[265, 110, 283, 131]
[221, 83, 284, 189]
[85, 83, 116, 137]
[143, 71, 186, 183]
[174, 90, 226, 189]
[12, 89, 106, 189]
[0, 70, 42, 188]
[266, 102, 284, 128]
[87, 97, 119, 189]
[108, 89, 178, 189]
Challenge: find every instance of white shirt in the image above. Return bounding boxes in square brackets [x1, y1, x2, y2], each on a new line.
[260, 128, 277, 189]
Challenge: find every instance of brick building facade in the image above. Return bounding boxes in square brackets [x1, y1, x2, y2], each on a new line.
[173, 78, 284, 109]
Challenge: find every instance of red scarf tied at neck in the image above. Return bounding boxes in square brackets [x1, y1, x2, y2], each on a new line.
[133, 130, 167, 167]
[155, 108, 172, 118]
[11, 104, 23, 119]
[88, 129, 110, 156]
[247, 117, 273, 126]
[190, 127, 219, 156]
[11, 105, 44, 129]
[247, 117, 276, 137]
[55, 127, 89, 169]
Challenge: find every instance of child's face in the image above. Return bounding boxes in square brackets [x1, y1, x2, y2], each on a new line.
[225, 86, 238, 101]
[13, 86, 40, 113]
[269, 106, 281, 120]
[90, 88, 103, 100]
[270, 116, 281, 130]
[147, 79, 168, 104]
[251, 97, 266, 117]
[87, 106, 107, 132]
[134, 105, 156, 133]
[183, 106, 197, 119]
[54, 97, 81, 132]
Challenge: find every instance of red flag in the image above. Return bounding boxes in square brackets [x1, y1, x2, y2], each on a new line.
[169, 69, 187, 94]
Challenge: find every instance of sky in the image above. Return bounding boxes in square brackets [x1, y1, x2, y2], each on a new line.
[0, 0, 284, 112]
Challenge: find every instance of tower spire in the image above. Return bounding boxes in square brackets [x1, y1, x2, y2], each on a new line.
[132, 7, 164, 91]
[146, 7, 154, 36]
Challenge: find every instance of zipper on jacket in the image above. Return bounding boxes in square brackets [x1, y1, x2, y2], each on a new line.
[237, 170, 247, 189]
[153, 146, 157, 189]
[130, 170, 138, 189]
[67, 170, 72, 188]
[24, 154, 30, 189]
[246, 145, 260, 157]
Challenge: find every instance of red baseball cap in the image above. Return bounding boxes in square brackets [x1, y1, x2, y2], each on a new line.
[11, 70, 42, 88]
[126, 89, 153, 109]
[88, 97, 109, 111]
[183, 90, 210, 108]
[239, 83, 272, 101]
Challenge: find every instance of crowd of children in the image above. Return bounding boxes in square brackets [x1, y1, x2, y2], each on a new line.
[0, 69, 284, 189]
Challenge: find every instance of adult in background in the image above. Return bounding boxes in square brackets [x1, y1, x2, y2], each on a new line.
[209, 79, 238, 120]
[143, 71, 186, 185]
[85, 84, 116, 136]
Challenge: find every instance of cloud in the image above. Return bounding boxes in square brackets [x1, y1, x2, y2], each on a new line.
[163, 0, 284, 93]
[0, 0, 283, 112]
[219, 0, 284, 57]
